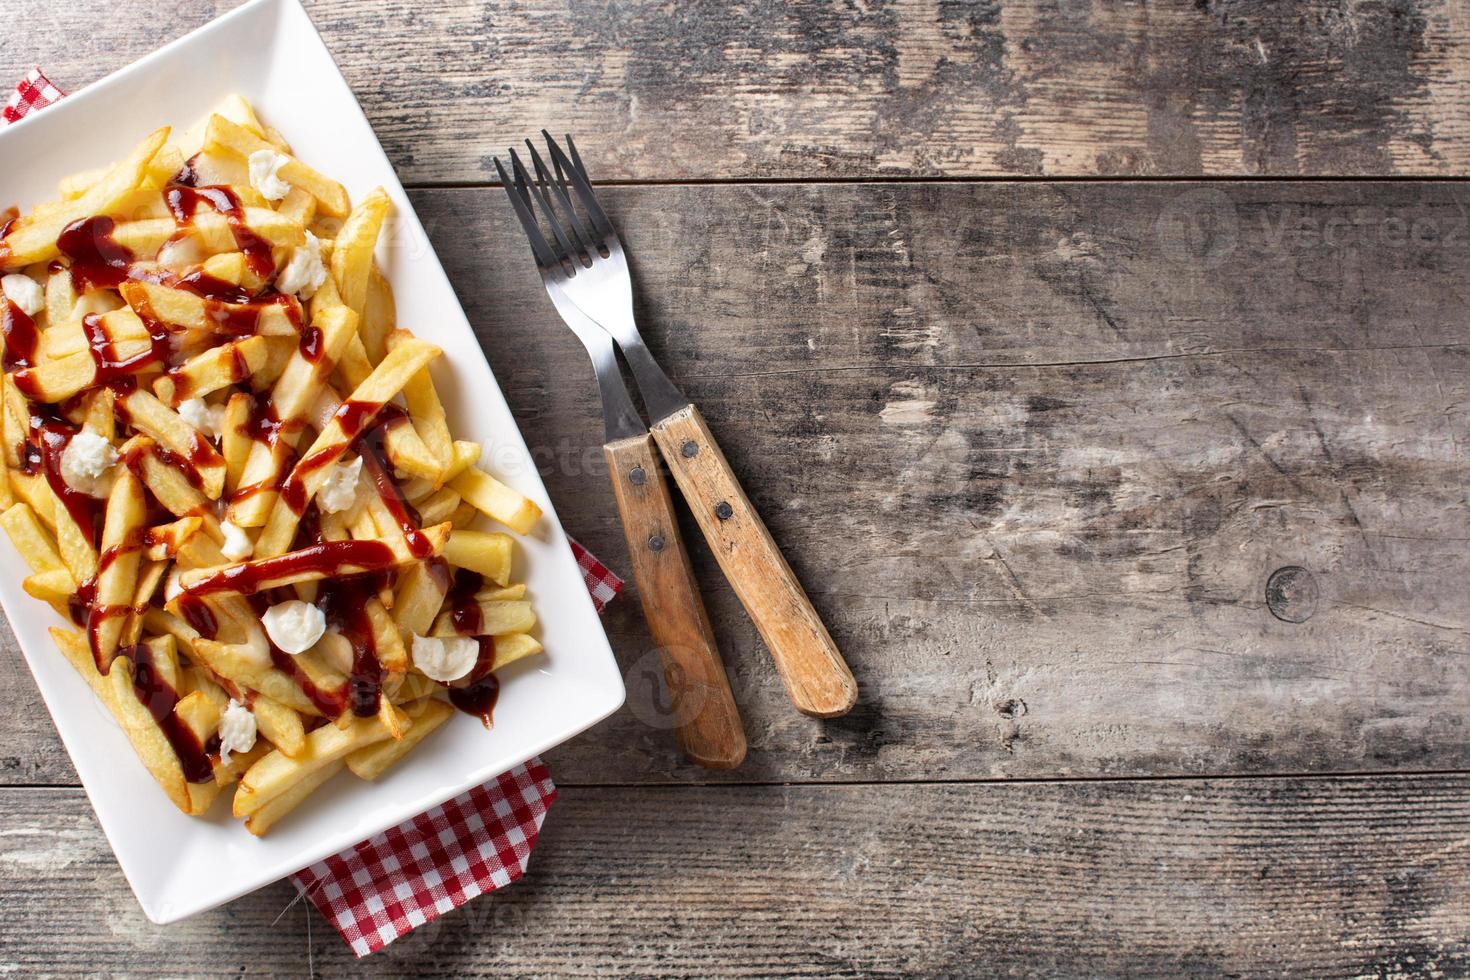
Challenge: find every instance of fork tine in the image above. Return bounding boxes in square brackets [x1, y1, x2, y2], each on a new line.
[526, 139, 599, 260]
[509, 148, 583, 275]
[493, 153, 560, 271]
[523, 140, 595, 264]
[542, 130, 617, 243]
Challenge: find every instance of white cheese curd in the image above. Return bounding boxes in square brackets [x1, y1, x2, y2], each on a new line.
[164, 567, 184, 602]
[317, 456, 363, 514]
[1, 273, 44, 317]
[217, 698, 257, 764]
[276, 231, 327, 298]
[177, 397, 224, 440]
[219, 519, 253, 561]
[59, 427, 118, 497]
[411, 633, 480, 683]
[247, 149, 292, 200]
[261, 599, 327, 655]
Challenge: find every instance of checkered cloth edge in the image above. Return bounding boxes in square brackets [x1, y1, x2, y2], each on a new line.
[291, 758, 560, 956]
[3, 69, 63, 122]
[3, 72, 625, 957]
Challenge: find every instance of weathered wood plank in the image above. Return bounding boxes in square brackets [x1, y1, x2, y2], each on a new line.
[4, 0, 1470, 180]
[1, 777, 1466, 976]
[4, 181, 1470, 785]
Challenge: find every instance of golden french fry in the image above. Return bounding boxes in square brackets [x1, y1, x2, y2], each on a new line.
[180, 521, 449, 595]
[152, 335, 271, 405]
[89, 468, 147, 668]
[329, 188, 392, 314]
[226, 305, 356, 526]
[430, 600, 536, 638]
[117, 388, 227, 499]
[108, 209, 303, 258]
[391, 560, 450, 636]
[0, 128, 169, 267]
[23, 568, 76, 604]
[205, 115, 349, 217]
[244, 760, 343, 836]
[347, 698, 453, 780]
[254, 337, 441, 556]
[476, 583, 527, 602]
[361, 265, 396, 363]
[106, 654, 193, 813]
[1, 502, 68, 576]
[234, 714, 396, 818]
[442, 530, 512, 585]
[121, 282, 301, 338]
[448, 467, 542, 535]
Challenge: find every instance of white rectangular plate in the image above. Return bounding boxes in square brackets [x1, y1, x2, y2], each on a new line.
[0, 0, 624, 924]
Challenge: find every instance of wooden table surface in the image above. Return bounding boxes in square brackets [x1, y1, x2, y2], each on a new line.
[3, 1, 1470, 976]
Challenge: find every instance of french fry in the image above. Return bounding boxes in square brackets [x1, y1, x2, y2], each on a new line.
[391, 560, 450, 636]
[347, 698, 453, 780]
[329, 188, 392, 314]
[205, 115, 349, 217]
[0, 128, 169, 268]
[243, 760, 342, 836]
[180, 521, 449, 595]
[106, 654, 192, 812]
[476, 583, 527, 602]
[234, 714, 397, 818]
[117, 388, 227, 499]
[1, 502, 68, 576]
[253, 336, 440, 556]
[226, 305, 356, 526]
[89, 468, 146, 668]
[442, 530, 512, 585]
[448, 467, 542, 534]
[152, 335, 272, 405]
[107, 209, 303, 258]
[252, 696, 306, 759]
[430, 600, 536, 638]
[361, 265, 396, 363]
[121, 282, 301, 338]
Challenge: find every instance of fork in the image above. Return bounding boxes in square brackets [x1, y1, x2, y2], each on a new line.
[495, 154, 747, 768]
[497, 134, 857, 719]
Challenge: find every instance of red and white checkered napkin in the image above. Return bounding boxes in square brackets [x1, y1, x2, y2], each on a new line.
[4, 71, 625, 956]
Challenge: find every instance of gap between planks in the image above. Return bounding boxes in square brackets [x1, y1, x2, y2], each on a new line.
[402, 174, 1470, 191]
[9, 766, 1470, 793]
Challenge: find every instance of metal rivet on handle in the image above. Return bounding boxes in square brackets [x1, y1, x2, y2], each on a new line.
[681, 440, 699, 458]
[714, 501, 734, 520]
[648, 534, 666, 553]
[628, 466, 646, 486]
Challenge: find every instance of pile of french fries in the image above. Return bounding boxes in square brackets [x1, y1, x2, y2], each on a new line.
[0, 96, 545, 834]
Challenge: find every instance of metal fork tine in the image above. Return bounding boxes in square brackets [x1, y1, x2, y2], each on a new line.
[525, 140, 598, 261]
[493, 154, 560, 271]
[508, 148, 581, 274]
[518, 144, 584, 264]
[542, 130, 617, 243]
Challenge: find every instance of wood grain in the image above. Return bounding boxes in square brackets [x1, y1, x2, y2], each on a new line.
[4, 180, 1470, 785]
[651, 404, 858, 719]
[5, 0, 1470, 180]
[603, 432, 746, 768]
[2, 777, 1467, 975]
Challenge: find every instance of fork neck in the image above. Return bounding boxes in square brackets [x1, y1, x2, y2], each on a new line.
[606, 321, 690, 424]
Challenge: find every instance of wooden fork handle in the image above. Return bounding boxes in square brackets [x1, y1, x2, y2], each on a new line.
[649, 405, 857, 719]
[604, 432, 747, 769]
